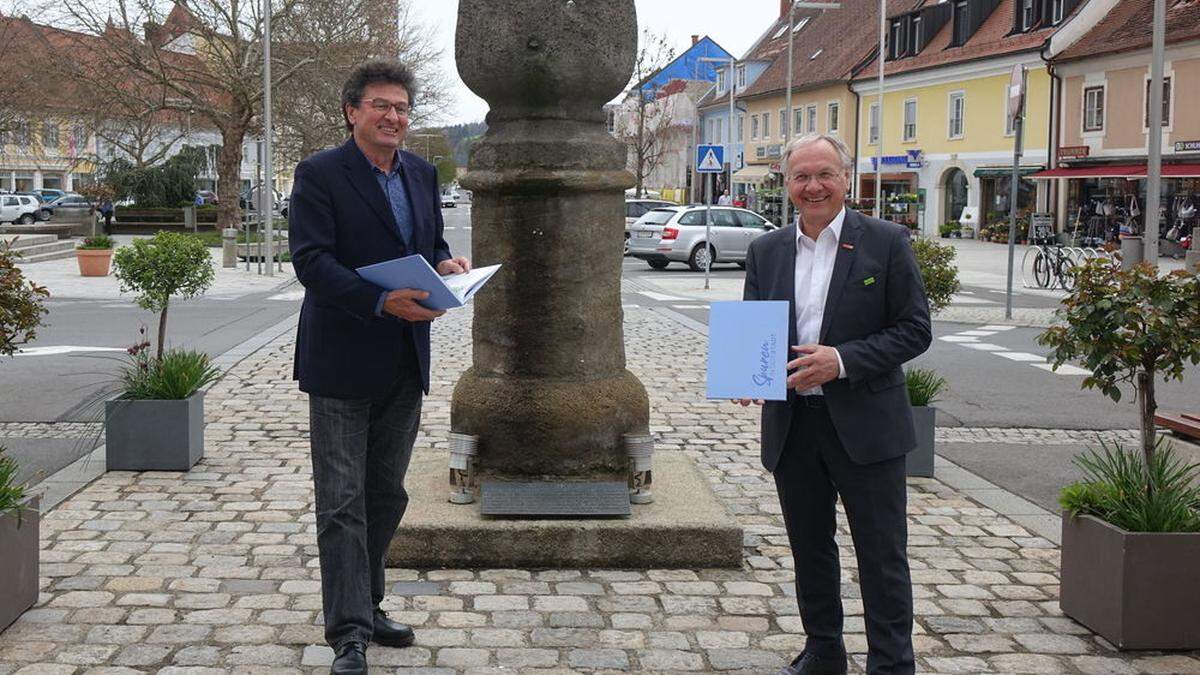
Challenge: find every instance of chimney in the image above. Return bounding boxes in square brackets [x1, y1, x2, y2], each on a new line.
[781, 0, 791, 18]
[692, 34, 700, 45]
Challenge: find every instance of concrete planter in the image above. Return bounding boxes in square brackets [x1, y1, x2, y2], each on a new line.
[105, 392, 205, 471]
[0, 495, 40, 633]
[1060, 512, 1200, 649]
[75, 248, 113, 276]
[906, 406, 936, 477]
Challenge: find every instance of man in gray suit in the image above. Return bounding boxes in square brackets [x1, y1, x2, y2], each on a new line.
[739, 133, 931, 675]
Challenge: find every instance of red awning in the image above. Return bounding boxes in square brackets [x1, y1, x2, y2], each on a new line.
[1030, 163, 1200, 179]
[1029, 164, 1146, 179]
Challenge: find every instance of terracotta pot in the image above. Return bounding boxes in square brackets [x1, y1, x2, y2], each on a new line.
[76, 248, 113, 276]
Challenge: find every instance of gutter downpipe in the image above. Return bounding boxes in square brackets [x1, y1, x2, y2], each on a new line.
[1040, 38, 1062, 229]
[851, 83, 861, 201]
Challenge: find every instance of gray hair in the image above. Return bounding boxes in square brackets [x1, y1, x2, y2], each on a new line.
[782, 133, 853, 176]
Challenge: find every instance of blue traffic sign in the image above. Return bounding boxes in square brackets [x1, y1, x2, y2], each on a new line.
[696, 144, 725, 173]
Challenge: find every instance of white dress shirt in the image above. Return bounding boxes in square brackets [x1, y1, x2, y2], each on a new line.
[794, 207, 848, 395]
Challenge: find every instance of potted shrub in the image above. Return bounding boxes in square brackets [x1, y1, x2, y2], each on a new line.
[0, 449, 39, 633]
[938, 220, 960, 238]
[904, 368, 945, 477]
[108, 231, 217, 471]
[1039, 260, 1200, 649]
[0, 242, 46, 633]
[76, 234, 116, 277]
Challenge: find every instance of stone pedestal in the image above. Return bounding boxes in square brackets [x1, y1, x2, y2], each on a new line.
[452, 0, 648, 480]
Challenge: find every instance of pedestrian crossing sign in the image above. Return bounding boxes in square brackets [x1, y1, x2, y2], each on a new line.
[696, 144, 724, 173]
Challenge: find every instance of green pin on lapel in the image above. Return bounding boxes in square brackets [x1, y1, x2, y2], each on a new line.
[863, 276, 876, 286]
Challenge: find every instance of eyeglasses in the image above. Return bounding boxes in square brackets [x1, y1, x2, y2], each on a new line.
[361, 98, 412, 117]
[788, 171, 842, 186]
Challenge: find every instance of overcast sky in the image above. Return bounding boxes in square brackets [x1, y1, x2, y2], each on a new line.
[411, 1, 783, 126]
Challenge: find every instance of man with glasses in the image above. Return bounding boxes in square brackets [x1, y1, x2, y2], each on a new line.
[289, 59, 471, 675]
[738, 133, 930, 675]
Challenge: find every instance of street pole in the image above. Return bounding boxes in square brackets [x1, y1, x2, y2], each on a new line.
[728, 57, 735, 212]
[1144, 0, 1166, 267]
[875, 0, 885, 219]
[785, 3, 794, 228]
[261, 0, 274, 276]
[704, 178, 712, 290]
[1005, 67, 1026, 321]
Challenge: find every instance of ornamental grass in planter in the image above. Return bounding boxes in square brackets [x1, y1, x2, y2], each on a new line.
[904, 368, 946, 477]
[1039, 259, 1200, 649]
[0, 449, 39, 633]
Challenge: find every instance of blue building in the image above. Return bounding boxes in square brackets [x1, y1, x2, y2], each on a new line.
[635, 36, 734, 98]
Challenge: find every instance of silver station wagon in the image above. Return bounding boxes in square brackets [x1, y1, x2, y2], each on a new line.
[627, 205, 777, 270]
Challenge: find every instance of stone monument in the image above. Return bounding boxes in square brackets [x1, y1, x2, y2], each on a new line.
[452, 0, 649, 481]
[387, 0, 743, 567]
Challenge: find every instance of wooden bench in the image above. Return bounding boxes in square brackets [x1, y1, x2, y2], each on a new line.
[1155, 411, 1200, 442]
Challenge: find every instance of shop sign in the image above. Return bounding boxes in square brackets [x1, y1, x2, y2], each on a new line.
[1057, 145, 1090, 160]
[1175, 140, 1200, 153]
[1030, 213, 1055, 242]
[769, 162, 781, 173]
[870, 152, 923, 170]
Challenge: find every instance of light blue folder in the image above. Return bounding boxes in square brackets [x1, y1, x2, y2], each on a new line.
[706, 301, 789, 401]
[356, 254, 501, 311]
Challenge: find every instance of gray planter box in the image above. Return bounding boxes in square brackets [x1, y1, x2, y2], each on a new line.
[105, 392, 205, 472]
[0, 495, 40, 633]
[906, 406, 936, 477]
[1060, 512, 1200, 649]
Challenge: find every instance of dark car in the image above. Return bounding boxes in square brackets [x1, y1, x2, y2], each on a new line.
[34, 188, 66, 203]
[42, 193, 94, 224]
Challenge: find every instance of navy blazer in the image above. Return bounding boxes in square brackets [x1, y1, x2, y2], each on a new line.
[743, 209, 932, 469]
[289, 139, 452, 399]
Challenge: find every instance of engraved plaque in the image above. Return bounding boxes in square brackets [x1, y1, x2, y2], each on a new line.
[480, 481, 631, 517]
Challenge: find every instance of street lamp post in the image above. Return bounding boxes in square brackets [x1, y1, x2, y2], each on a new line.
[875, 0, 885, 219]
[1144, 0, 1166, 266]
[262, 0, 274, 276]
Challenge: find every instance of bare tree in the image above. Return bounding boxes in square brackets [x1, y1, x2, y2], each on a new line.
[614, 30, 676, 198]
[273, 0, 450, 168]
[52, 0, 320, 230]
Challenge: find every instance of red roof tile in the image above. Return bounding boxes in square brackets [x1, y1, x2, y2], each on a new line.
[1057, 0, 1200, 61]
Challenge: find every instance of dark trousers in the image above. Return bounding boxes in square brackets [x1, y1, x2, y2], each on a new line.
[309, 374, 422, 650]
[773, 401, 914, 675]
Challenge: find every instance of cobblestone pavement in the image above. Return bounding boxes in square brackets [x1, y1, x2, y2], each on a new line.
[3, 304, 1199, 674]
[0, 423, 104, 440]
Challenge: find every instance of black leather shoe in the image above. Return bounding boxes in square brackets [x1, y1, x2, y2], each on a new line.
[778, 649, 848, 675]
[372, 609, 415, 648]
[330, 641, 367, 675]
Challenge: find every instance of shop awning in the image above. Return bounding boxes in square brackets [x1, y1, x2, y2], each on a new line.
[973, 166, 1044, 178]
[733, 165, 770, 183]
[1163, 163, 1200, 177]
[1032, 159, 1152, 176]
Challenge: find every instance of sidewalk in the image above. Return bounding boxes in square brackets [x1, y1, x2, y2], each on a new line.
[2, 289, 1199, 673]
[15, 234, 295, 301]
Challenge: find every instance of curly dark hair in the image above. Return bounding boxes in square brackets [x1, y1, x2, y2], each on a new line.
[341, 59, 418, 132]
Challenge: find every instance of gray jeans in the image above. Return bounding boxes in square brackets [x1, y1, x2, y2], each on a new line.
[309, 375, 422, 650]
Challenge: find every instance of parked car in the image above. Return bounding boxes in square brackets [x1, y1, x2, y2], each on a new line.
[42, 194, 94, 224]
[441, 190, 459, 208]
[278, 197, 289, 218]
[627, 205, 776, 270]
[195, 190, 218, 205]
[624, 199, 674, 255]
[0, 194, 43, 224]
[34, 188, 66, 203]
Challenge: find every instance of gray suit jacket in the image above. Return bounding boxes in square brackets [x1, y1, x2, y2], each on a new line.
[743, 208, 932, 470]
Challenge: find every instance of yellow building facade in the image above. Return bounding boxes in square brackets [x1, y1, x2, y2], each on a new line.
[853, 60, 1052, 236]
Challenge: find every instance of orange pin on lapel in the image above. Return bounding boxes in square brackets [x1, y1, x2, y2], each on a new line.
[840, 243, 855, 250]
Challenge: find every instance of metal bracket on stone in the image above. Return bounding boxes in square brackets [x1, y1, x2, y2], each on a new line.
[624, 432, 654, 504]
[447, 432, 478, 505]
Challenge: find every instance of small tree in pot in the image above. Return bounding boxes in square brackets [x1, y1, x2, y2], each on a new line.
[1038, 259, 1200, 649]
[108, 231, 219, 471]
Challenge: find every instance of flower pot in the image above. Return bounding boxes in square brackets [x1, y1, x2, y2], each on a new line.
[0, 495, 40, 633]
[906, 406, 935, 477]
[76, 248, 113, 276]
[105, 391, 205, 471]
[1060, 512, 1200, 649]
